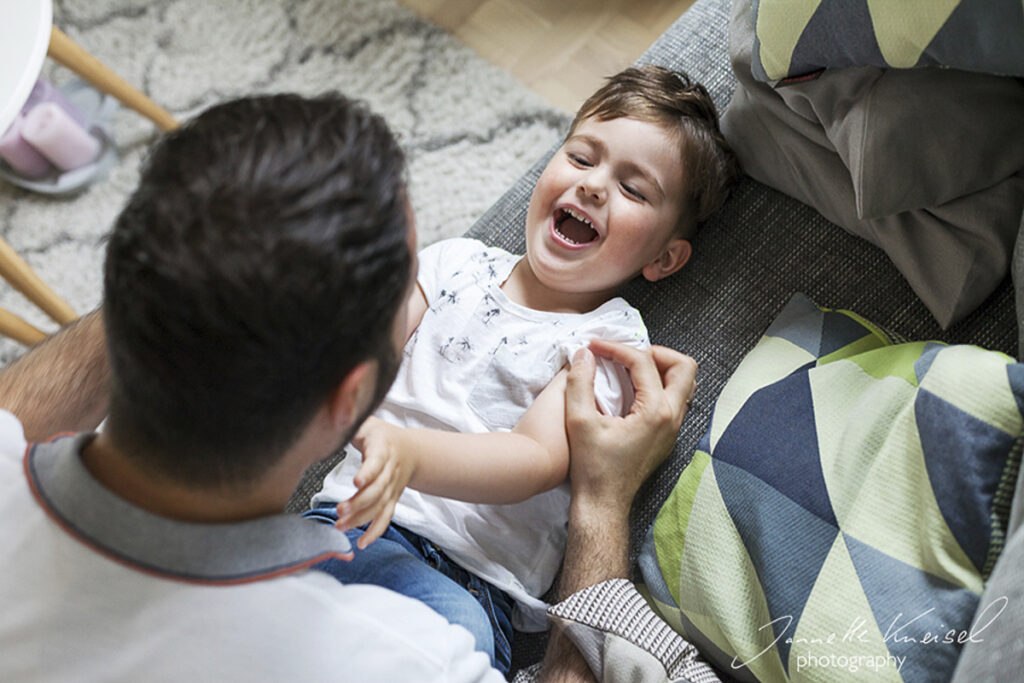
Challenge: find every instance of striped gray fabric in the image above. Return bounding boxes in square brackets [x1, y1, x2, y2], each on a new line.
[510, 579, 720, 682]
[551, 579, 721, 682]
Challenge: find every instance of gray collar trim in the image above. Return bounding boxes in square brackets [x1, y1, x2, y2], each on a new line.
[25, 434, 352, 584]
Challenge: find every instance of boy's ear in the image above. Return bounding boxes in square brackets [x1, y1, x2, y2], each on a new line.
[326, 360, 376, 429]
[641, 238, 692, 282]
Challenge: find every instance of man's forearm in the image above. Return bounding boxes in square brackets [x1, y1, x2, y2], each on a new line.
[539, 500, 631, 682]
[540, 343, 696, 682]
[0, 310, 108, 441]
[557, 500, 631, 598]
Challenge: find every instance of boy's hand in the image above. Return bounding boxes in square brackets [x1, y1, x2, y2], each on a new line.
[338, 416, 417, 549]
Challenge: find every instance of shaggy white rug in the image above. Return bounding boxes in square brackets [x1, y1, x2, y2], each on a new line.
[0, 0, 569, 363]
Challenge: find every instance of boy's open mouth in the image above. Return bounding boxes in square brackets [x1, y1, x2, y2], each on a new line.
[554, 207, 599, 245]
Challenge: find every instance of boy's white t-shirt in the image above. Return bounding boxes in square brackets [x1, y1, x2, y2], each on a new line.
[315, 238, 650, 631]
[0, 411, 499, 682]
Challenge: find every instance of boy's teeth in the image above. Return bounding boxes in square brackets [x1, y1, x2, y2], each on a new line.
[565, 208, 591, 226]
[554, 206, 599, 244]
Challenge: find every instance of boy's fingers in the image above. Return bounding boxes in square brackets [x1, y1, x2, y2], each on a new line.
[352, 451, 384, 488]
[337, 493, 385, 532]
[566, 347, 599, 422]
[335, 498, 367, 531]
[338, 461, 393, 527]
[357, 501, 396, 549]
[342, 486, 382, 522]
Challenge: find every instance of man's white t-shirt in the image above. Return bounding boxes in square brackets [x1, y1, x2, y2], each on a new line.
[315, 238, 650, 631]
[0, 411, 500, 682]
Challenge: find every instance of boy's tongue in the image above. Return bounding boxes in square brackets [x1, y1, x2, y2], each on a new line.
[557, 215, 598, 244]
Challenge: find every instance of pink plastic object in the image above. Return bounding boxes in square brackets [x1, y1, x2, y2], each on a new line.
[21, 102, 101, 171]
[0, 115, 53, 178]
[22, 78, 89, 127]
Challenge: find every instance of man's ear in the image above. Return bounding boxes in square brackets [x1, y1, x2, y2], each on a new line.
[641, 238, 692, 282]
[326, 360, 377, 429]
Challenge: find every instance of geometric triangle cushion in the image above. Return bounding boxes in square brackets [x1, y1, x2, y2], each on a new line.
[639, 293, 1022, 681]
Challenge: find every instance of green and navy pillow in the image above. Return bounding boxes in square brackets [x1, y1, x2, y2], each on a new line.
[640, 293, 1022, 682]
[751, 0, 1024, 82]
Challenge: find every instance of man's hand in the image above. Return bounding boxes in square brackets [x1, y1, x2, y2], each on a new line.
[565, 339, 697, 517]
[337, 416, 417, 548]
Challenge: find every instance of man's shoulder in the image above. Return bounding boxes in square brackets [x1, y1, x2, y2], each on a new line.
[230, 573, 499, 679]
[1, 567, 498, 681]
[0, 410, 27, 464]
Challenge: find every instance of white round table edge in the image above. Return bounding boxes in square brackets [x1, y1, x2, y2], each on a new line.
[0, 0, 54, 135]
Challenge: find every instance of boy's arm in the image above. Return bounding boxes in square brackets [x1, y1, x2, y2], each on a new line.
[337, 369, 571, 547]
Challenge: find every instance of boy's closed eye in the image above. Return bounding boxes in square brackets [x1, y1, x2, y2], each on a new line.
[567, 152, 648, 202]
[567, 152, 591, 167]
[621, 183, 646, 201]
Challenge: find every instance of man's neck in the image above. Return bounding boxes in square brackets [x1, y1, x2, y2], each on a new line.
[80, 431, 299, 523]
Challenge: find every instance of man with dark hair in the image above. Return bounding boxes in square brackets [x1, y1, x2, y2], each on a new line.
[0, 92, 696, 681]
[102, 94, 411, 490]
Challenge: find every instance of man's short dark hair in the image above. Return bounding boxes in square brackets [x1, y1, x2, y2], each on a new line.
[103, 93, 411, 489]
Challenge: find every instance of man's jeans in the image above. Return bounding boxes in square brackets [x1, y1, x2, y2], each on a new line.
[303, 504, 514, 674]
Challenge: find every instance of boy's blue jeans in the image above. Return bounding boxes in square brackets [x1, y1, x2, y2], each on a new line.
[302, 504, 514, 674]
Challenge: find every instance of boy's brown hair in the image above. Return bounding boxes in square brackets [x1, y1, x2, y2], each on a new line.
[569, 65, 741, 238]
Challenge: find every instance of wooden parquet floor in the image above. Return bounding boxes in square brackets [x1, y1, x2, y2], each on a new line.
[397, 0, 697, 113]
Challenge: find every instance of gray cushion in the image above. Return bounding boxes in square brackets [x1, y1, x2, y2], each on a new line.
[720, 0, 1024, 329]
[951, 459, 1024, 682]
[845, 69, 1024, 220]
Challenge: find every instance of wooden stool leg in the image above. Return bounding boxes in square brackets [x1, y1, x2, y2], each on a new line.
[47, 26, 180, 132]
[0, 308, 47, 347]
[0, 236, 77, 327]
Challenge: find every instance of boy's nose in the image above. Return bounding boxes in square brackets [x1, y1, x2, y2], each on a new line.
[577, 173, 606, 203]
